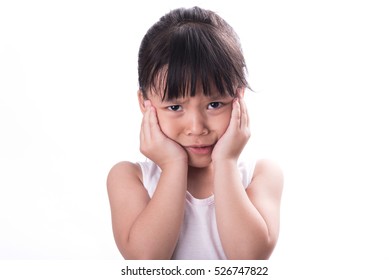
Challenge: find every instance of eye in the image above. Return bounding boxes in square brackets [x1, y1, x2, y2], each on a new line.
[167, 105, 182, 111]
[208, 102, 223, 109]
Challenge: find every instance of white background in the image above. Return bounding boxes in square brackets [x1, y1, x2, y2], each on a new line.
[1, 0, 388, 267]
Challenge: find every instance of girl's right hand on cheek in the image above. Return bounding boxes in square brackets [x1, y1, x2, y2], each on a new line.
[140, 100, 188, 170]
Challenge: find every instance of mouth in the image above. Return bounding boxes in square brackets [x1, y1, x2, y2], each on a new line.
[185, 145, 214, 155]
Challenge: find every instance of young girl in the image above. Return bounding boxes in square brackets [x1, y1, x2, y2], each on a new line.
[107, 6, 283, 260]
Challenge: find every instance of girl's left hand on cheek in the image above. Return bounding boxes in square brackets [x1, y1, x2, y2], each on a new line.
[212, 93, 250, 162]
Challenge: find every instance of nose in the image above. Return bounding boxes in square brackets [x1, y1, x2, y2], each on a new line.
[185, 111, 209, 136]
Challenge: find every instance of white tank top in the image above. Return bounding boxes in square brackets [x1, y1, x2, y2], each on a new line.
[137, 159, 256, 260]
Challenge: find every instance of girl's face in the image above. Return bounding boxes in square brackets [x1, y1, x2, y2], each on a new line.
[139, 86, 241, 168]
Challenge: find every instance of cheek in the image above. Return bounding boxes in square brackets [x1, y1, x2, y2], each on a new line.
[212, 111, 231, 137]
[156, 112, 179, 138]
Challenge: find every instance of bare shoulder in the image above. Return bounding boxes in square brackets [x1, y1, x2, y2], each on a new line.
[106, 161, 149, 203]
[246, 159, 283, 249]
[107, 161, 143, 190]
[249, 159, 284, 197]
[254, 159, 283, 180]
[106, 161, 150, 254]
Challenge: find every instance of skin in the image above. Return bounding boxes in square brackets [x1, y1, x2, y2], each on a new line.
[107, 85, 283, 259]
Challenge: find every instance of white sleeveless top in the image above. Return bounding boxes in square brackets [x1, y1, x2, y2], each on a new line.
[137, 159, 256, 260]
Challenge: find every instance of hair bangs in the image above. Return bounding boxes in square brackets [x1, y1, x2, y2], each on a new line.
[160, 24, 245, 101]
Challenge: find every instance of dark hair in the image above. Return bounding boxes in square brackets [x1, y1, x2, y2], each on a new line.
[138, 6, 249, 100]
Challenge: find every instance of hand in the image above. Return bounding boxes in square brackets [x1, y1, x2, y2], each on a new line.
[140, 100, 188, 170]
[211, 93, 250, 162]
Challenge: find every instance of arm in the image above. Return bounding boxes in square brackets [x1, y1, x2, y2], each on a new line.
[107, 161, 187, 260]
[213, 159, 283, 259]
[107, 101, 188, 259]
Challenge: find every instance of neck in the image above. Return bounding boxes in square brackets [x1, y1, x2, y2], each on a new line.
[187, 165, 214, 199]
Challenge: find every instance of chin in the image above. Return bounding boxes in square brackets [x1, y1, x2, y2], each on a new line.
[187, 157, 212, 169]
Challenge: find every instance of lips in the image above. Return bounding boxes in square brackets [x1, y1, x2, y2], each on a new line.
[185, 145, 214, 155]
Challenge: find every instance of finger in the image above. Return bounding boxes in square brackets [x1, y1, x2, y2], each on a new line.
[230, 98, 241, 128]
[141, 101, 152, 141]
[148, 105, 158, 126]
[238, 96, 249, 129]
[148, 104, 165, 141]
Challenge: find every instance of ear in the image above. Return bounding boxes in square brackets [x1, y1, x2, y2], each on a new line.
[138, 89, 147, 114]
